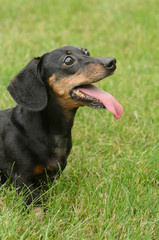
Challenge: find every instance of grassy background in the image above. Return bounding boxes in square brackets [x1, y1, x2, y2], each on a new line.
[0, 0, 158, 239]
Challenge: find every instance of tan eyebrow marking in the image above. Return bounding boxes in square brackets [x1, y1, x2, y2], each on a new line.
[66, 50, 72, 55]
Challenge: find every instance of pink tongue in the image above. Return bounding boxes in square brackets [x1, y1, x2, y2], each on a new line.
[78, 85, 123, 120]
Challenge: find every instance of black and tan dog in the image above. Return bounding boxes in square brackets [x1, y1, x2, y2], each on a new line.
[0, 46, 123, 205]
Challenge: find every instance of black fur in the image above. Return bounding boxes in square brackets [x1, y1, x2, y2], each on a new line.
[0, 46, 116, 205]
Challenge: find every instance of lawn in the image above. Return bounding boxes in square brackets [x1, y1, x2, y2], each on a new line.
[0, 0, 158, 239]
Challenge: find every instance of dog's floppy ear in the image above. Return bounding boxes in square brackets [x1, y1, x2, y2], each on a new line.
[7, 57, 47, 111]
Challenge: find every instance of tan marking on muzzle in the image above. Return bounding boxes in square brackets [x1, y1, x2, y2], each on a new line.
[48, 63, 107, 111]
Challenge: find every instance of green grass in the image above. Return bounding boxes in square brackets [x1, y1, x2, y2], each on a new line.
[0, 0, 159, 239]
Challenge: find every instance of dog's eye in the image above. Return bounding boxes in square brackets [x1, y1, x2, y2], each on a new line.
[84, 49, 90, 56]
[63, 56, 75, 66]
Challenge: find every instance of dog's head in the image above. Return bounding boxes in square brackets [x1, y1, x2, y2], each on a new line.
[8, 46, 123, 119]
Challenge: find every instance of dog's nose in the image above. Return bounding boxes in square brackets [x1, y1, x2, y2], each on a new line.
[105, 57, 116, 70]
[96, 57, 117, 71]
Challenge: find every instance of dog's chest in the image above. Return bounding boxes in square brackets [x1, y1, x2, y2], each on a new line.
[47, 135, 70, 171]
[33, 135, 71, 176]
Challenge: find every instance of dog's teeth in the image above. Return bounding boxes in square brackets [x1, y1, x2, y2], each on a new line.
[74, 89, 85, 98]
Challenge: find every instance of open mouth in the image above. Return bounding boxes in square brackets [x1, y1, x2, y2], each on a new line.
[70, 82, 123, 120]
[71, 84, 105, 109]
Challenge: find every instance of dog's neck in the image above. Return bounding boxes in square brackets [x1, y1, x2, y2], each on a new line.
[39, 92, 78, 135]
[13, 95, 78, 139]
[42, 105, 77, 134]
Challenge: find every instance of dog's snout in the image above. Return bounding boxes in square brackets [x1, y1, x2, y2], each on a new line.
[105, 57, 116, 70]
